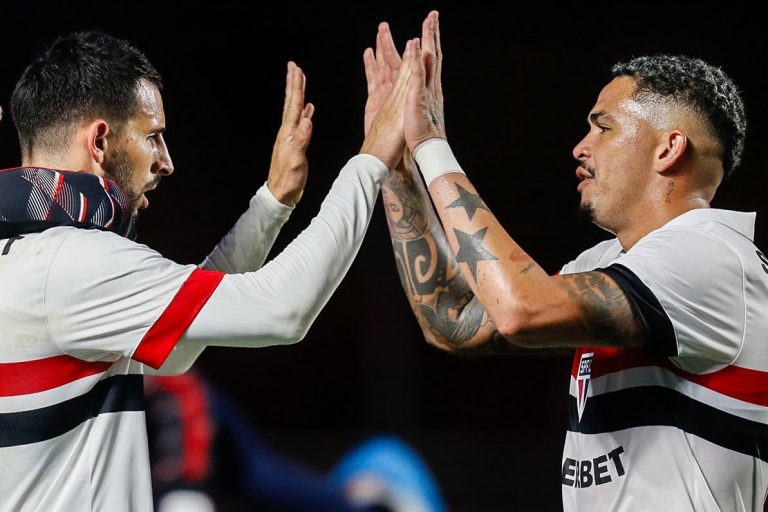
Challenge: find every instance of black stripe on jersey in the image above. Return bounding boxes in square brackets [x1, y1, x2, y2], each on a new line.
[597, 264, 677, 357]
[568, 386, 768, 462]
[0, 374, 144, 447]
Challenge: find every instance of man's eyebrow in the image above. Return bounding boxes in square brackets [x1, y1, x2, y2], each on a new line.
[589, 111, 616, 124]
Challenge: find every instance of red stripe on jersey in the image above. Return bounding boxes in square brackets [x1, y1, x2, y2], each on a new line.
[133, 268, 224, 369]
[0, 355, 111, 396]
[570, 347, 648, 379]
[79, 193, 88, 222]
[676, 364, 768, 407]
[572, 347, 768, 407]
[46, 172, 64, 221]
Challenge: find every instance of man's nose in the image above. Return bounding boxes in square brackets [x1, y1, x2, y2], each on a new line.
[572, 134, 591, 162]
[152, 136, 174, 176]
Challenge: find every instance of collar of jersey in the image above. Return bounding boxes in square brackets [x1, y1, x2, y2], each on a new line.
[0, 167, 135, 240]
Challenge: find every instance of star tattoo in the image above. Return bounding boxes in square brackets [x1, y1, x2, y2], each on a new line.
[446, 184, 489, 221]
[453, 227, 498, 281]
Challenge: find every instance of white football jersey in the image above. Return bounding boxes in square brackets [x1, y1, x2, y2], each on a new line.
[0, 155, 388, 511]
[560, 209, 768, 512]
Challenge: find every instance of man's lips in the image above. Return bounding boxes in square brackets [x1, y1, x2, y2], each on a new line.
[575, 164, 594, 180]
[576, 166, 594, 192]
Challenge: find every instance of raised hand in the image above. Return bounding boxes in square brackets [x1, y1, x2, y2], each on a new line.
[360, 38, 419, 170]
[267, 61, 314, 206]
[405, 11, 447, 151]
[363, 22, 403, 136]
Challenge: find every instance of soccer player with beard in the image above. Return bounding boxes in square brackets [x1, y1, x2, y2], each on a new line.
[0, 31, 418, 511]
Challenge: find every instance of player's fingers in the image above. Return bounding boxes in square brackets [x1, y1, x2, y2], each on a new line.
[391, 39, 416, 101]
[283, 62, 305, 125]
[379, 21, 402, 70]
[375, 24, 387, 69]
[433, 11, 443, 99]
[282, 62, 294, 119]
[364, 48, 377, 95]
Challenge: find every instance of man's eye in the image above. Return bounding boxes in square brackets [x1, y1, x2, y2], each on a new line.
[598, 125, 610, 133]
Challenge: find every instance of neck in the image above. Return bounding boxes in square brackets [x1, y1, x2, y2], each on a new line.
[615, 194, 711, 249]
[22, 148, 102, 176]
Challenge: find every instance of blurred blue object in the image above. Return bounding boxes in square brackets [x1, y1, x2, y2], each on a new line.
[328, 436, 447, 512]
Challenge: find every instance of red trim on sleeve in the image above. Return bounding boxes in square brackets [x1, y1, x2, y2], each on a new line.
[0, 355, 111, 396]
[133, 268, 225, 369]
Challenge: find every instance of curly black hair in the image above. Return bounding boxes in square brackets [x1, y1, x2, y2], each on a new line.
[11, 31, 162, 158]
[612, 54, 746, 177]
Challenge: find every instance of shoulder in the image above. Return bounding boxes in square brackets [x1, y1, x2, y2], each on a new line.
[560, 238, 623, 275]
[50, 227, 168, 273]
[622, 209, 752, 273]
[45, 228, 194, 307]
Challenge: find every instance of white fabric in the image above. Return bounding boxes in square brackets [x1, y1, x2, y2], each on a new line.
[200, 182, 293, 273]
[413, 139, 464, 185]
[153, 182, 294, 373]
[183, 154, 386, 347]
[559, 208, 768, 512]
[0, 153, 387, 511]
[157, 490, 216, 512]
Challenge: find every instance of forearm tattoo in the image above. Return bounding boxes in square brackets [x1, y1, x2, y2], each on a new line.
[453, 227, 498, 282]
[445, 183, 497, 281]
[446, 184, 489, 220]
[419, 288, 486, 343]
[558, 272, 640, 344]
[383, 170, 488, 347]
[383, 170, 429, 241]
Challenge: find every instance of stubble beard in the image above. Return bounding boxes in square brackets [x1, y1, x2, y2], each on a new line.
[104, 148, 157, 216]
[577, 201, 596, 224]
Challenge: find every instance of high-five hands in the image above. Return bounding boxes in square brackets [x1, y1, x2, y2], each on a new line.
[405, 11, 447, 152]
[360, 37, 420, 170]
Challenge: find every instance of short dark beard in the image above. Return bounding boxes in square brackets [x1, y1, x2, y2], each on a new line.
[104, 147, 138, 203]
[577, 201, 596, 224]
[104, 147, 159, 215]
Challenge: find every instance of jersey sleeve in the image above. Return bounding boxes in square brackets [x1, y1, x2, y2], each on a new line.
[200, 182, 293, 273]
[45, 230, 223, 369]
[612, 226, 747, 363]
[46, 154, 387, 373]
[181, 154, 387, 347]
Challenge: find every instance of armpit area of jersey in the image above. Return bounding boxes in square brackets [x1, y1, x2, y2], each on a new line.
[597, 263, 677, 356]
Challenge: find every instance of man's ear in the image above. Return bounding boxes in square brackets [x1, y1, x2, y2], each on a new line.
[84, 119, 111, 166]
[654, 130, 687, 175]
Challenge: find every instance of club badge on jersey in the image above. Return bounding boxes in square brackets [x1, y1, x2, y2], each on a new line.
[577, 352, 594, 421]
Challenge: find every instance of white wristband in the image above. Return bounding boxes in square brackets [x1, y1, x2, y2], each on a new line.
[413, 139, 465, 185]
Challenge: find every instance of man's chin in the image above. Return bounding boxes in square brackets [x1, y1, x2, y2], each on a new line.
[577, 202, 596, 224]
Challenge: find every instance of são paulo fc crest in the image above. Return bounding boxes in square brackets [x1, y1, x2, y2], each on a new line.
[577, 352, 594, 421]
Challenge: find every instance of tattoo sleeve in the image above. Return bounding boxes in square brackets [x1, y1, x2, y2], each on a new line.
[558, 271, 642, 345]
[382, 160, 493, 349]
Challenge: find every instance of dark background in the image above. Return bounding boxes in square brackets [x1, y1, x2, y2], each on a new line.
[1, 1, 765, 510]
